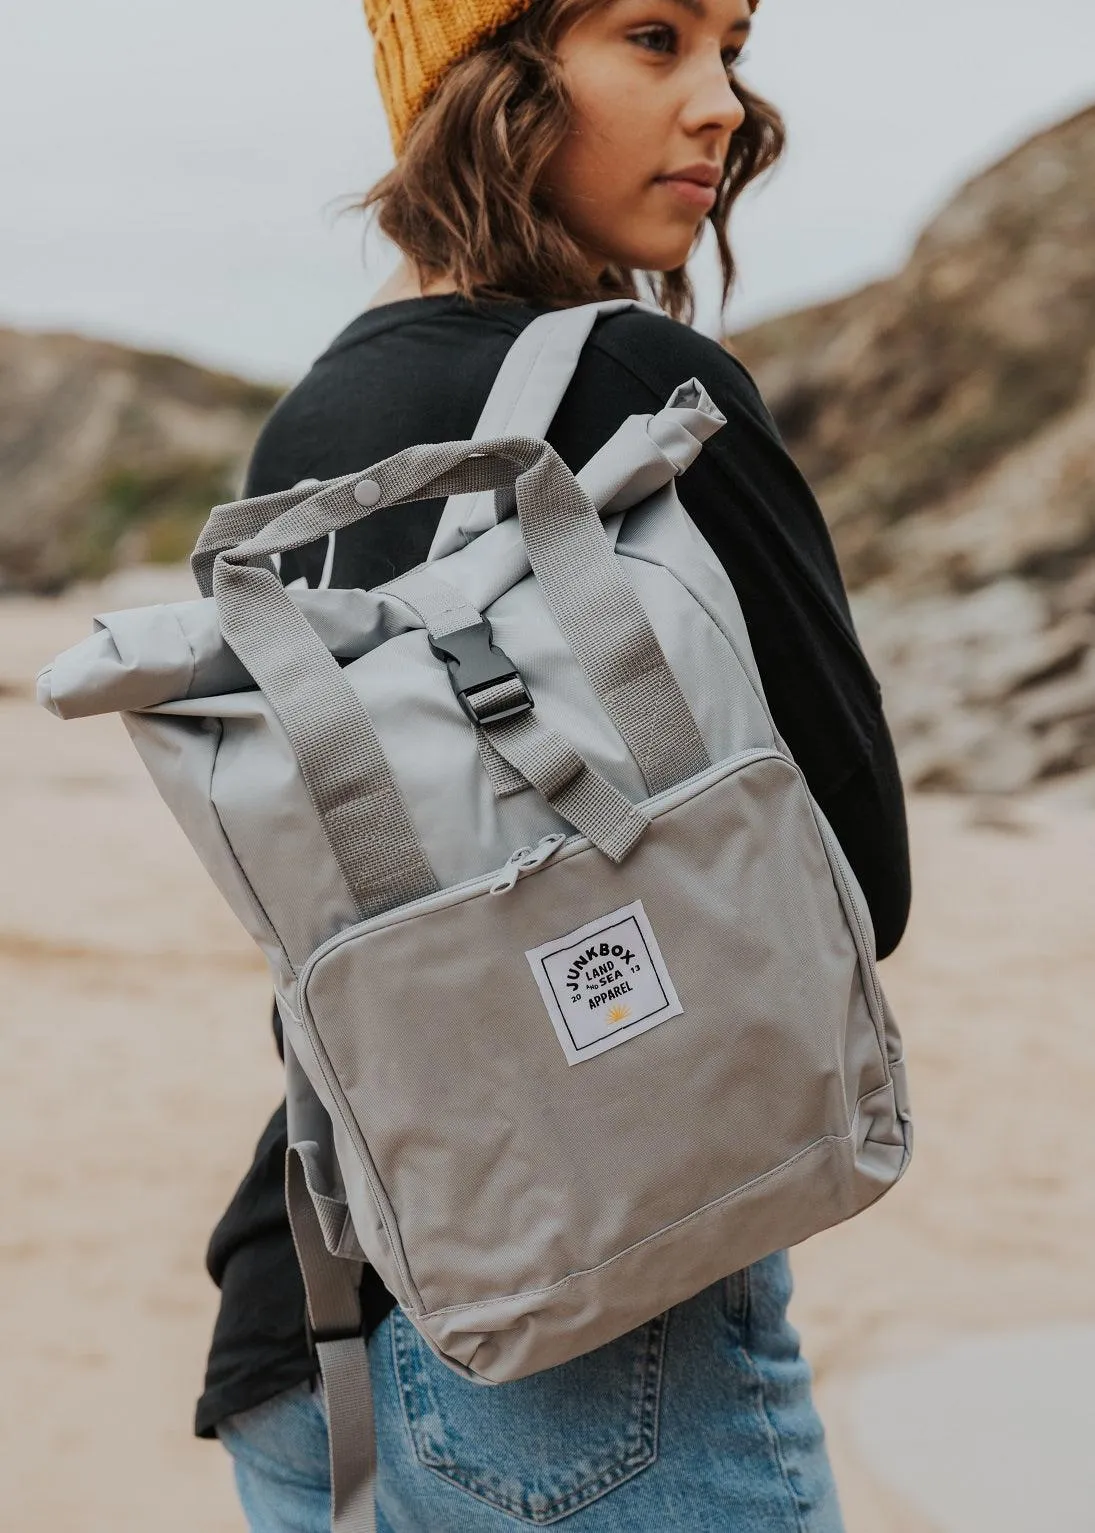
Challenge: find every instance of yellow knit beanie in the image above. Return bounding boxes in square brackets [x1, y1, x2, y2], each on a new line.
[365, 0, 534, 149]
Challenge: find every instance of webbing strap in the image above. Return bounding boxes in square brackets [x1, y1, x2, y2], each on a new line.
[431, 299, 662, 559]
[478, 743, 529, 798]
[209, 438, 574, 917]
[206, 432, 697, 911]
[486, 709, 649, 863]
[375, 570, 525, 797]
[191, 474, 358, 599]
[381, 571, 650, 860]
[431, 302, 711, 792]
[214, 575, 438, 921]
[513, 472, 710, 795]
[319, 1339, 377, 1533]
[286, 1146, 376, 1533]
[416, 463, 712, 800]
[466, 300, 658, 441]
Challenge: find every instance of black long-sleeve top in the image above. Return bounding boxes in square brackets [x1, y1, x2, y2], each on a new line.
[195, 295, 910, 1438]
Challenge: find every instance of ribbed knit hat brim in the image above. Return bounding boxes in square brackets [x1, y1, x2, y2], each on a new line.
[365, 0, 533, 147]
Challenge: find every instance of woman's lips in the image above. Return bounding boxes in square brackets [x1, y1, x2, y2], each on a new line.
[654, 176, 719, 211]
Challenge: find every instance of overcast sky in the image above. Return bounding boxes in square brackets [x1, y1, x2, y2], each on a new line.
[1, 0, 1092, 382]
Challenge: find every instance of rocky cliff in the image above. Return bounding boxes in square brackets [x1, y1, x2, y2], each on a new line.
[732, 104, 1095, 793]
[0, 329, 279, 592]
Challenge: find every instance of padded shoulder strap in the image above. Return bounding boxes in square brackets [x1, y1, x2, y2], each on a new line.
[429, 299, 662, 560]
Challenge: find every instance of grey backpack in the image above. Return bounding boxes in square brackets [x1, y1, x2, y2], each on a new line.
[40, 299, 911, 1532]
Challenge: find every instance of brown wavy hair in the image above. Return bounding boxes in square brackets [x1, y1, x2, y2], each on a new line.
[360, 0, 783, 324]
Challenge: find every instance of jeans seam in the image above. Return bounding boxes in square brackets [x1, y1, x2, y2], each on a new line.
[640, 1309, 668, 1465]
[391, 1305, 438, 1473]
[736, 1266, 811, 1533]
[723, 1264, 749, 1330]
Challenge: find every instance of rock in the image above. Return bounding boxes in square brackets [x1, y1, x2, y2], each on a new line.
[731, 103, 1095, 794]
[1012, 651, 1095, 729]
[0, 329, 279, 593]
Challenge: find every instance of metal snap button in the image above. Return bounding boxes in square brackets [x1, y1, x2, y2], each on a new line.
[354, 478, 381, 508]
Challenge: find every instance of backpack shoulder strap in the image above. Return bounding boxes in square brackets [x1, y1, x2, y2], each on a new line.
[428, 298, 661, 560]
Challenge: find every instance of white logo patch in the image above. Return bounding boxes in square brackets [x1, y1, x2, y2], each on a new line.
[526, 900, 683, 1066]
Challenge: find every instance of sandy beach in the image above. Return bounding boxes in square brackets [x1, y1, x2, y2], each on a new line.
[4, 578, 1094, 1532]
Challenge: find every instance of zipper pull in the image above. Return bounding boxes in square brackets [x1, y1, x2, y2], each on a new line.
[489, 845, 532, 896]
[489, 833, 567, 896]
[520, 833, 566, 872]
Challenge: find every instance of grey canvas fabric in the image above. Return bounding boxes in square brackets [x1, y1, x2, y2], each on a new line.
[39, 299, 912, 1533]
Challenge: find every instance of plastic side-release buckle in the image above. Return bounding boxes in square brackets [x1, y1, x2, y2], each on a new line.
[428, 620, 534, 725]
[304, 1313, 365, 1364]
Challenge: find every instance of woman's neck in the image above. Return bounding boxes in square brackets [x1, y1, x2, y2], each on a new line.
[365, 259, 459, 310]
[365, 252, 612, 312]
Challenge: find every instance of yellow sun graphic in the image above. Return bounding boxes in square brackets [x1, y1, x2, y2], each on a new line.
[606, 1004, 632, 1026]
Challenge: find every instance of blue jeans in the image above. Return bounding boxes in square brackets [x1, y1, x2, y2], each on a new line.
[218, 1251, 844, 1531]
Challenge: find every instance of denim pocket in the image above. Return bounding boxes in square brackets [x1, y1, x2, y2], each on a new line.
[391, 1308, 667, 1524]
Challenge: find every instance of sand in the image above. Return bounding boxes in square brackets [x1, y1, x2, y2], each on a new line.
[850, 1326, 1095, 1530]
[3, 577, 1094, 1532]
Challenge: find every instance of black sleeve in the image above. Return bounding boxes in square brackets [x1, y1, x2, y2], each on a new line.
[196, 1102, 311, 1436]
[816, 714, 910, 960]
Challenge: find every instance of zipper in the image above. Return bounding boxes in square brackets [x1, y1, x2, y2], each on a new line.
[300, 746, 780, 988]
[489, 833, 568, 895]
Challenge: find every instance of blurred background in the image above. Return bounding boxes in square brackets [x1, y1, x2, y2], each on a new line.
[2, 2, 1093, 1529]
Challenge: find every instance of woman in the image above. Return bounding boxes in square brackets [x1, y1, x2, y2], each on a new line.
[201, 1, 911, 1528]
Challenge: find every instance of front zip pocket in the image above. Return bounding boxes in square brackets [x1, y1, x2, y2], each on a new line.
[295, 747, 894, 1317]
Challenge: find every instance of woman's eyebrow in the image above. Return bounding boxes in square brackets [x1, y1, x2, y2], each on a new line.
[663, 0, 754, 29]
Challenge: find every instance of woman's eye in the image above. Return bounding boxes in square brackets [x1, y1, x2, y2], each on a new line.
[629, 24, 748, 74]
[629, 24, 678, 56]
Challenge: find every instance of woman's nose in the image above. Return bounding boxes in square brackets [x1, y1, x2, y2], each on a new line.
[681, 51, 747, 140]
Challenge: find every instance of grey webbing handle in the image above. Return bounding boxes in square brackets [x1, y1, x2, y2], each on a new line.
[192, 475, 355, 599]
[213, 439, 572, 918]
[191, 304, 649, 595]
[217, 432, 707, 803]
[431, 299, 662, 559]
